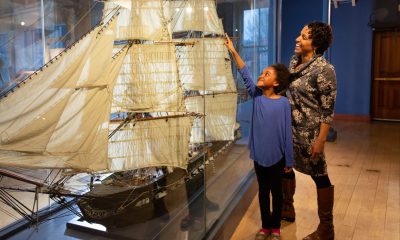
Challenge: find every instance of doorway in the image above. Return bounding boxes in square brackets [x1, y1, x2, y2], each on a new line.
[371, 30, 400, 120]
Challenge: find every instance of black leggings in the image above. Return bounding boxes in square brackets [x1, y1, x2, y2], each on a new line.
[283, 171, 332, 189]
[254, 159, 284, 229]
[311, 175, 332, 189]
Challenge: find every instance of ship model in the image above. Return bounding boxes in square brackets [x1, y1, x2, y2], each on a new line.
[0, 0, 239, 229]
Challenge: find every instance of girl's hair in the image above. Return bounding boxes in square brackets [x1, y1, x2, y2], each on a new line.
[270, 63, 290, 95]
[307, 22, 333, 54]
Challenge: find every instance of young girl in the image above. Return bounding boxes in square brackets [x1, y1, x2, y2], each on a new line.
[225, 35, 293, 240]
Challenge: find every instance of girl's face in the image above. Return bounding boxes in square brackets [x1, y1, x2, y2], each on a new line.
[295, 26, 314, 56]
[257, 66, 279, 89]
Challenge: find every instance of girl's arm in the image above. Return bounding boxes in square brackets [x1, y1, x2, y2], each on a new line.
[224, 34, 258, 97]
[224, 34, 245, 70]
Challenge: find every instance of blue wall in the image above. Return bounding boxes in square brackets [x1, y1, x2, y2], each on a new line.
[281, 0, 374, 116]
[330, 1, 374, 116]
[281, 0, 323, 66]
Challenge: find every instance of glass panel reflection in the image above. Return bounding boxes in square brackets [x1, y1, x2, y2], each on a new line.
[203, 0, 276, 235]
[0, 1, 278, 239]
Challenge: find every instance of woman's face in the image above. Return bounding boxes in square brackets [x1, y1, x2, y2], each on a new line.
[295, 26, 314, 56]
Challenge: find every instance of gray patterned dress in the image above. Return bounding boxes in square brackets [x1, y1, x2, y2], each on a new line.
[286, 54, 337, 176]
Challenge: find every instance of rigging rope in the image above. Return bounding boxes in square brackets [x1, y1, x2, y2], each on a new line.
[0, 189, 36, 223]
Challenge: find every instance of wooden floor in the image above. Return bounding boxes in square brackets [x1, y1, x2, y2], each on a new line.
[231, 120, 400, 240]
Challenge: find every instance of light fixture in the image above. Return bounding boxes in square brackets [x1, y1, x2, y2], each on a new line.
[332, 0, 357, 9]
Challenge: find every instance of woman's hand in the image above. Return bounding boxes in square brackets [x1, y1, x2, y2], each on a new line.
[311, 138, 325, 160]
[224, 33, 236, 53]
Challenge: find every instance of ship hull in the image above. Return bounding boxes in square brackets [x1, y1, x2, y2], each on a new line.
[76, 137, 237, 228]
[77, 153, 205, 228]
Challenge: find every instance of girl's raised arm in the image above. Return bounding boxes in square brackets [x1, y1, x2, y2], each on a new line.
[224, 34, 245, 70]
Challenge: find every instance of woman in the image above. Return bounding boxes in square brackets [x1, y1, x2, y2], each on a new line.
[282, 22, 336, 240]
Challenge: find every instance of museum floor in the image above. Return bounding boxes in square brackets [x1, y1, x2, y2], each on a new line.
[232, 120, 400, 240]
[4, 120, 400, 240]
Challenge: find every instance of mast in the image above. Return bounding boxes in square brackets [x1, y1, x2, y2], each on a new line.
[171, 0, 238, 144]
[105, 0, 193, 171]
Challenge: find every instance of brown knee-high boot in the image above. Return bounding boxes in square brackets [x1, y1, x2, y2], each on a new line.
[281, 177, 296, 222]
[303, 186, 334, 240]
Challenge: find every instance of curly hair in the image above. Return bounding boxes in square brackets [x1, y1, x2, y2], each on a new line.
[307, 22, 333, 54]
[270, 63, 290, 95]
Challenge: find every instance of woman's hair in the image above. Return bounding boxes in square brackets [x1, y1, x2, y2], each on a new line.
[270, 63, 290, 95]
[307, 22, 333, 54]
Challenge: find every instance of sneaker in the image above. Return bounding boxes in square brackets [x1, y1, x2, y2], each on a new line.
[255, 229, 270, 240]
[270, 232, 281, 240]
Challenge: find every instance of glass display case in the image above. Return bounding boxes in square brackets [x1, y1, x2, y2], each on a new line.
[0, 0, 102, 232]
[0, 0, 279, 239]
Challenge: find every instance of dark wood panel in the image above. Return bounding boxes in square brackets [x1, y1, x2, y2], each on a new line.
[372, 80, 400, 119]
[372, 31, 400, 120]
[373, 32, 400, 78]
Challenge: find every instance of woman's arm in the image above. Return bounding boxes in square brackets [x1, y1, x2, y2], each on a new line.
[311, 65, 337, 160]
[311, 123, 330, 160]
[284, 100, 294, 169]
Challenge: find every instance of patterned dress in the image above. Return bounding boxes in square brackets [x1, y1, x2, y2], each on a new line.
[286, 54, 337, 176]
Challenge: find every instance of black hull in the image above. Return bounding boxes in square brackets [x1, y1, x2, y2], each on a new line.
[77, 169, 186, 228]
[77, 154, 206, 228]
[76, 139, 235, 228]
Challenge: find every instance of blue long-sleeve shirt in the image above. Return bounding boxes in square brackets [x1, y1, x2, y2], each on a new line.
[239, 66, 293, 168]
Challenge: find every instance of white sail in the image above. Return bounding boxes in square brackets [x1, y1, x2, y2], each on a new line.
[0, 18, 126, 171]
[105, 0, 132, 10]
[105, 0, 171, 40]
[108, 116, 193, 171]
[170, 0, 223, 34]
[112, 43, 184, 113]
[185, 93, 237, 143]
[177, 38, 237, 92]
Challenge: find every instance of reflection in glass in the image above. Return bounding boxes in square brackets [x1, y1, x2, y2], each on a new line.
[0, 0, 102, 95]
[204, 0, 277, 236]
[0, 1, 278, 240]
